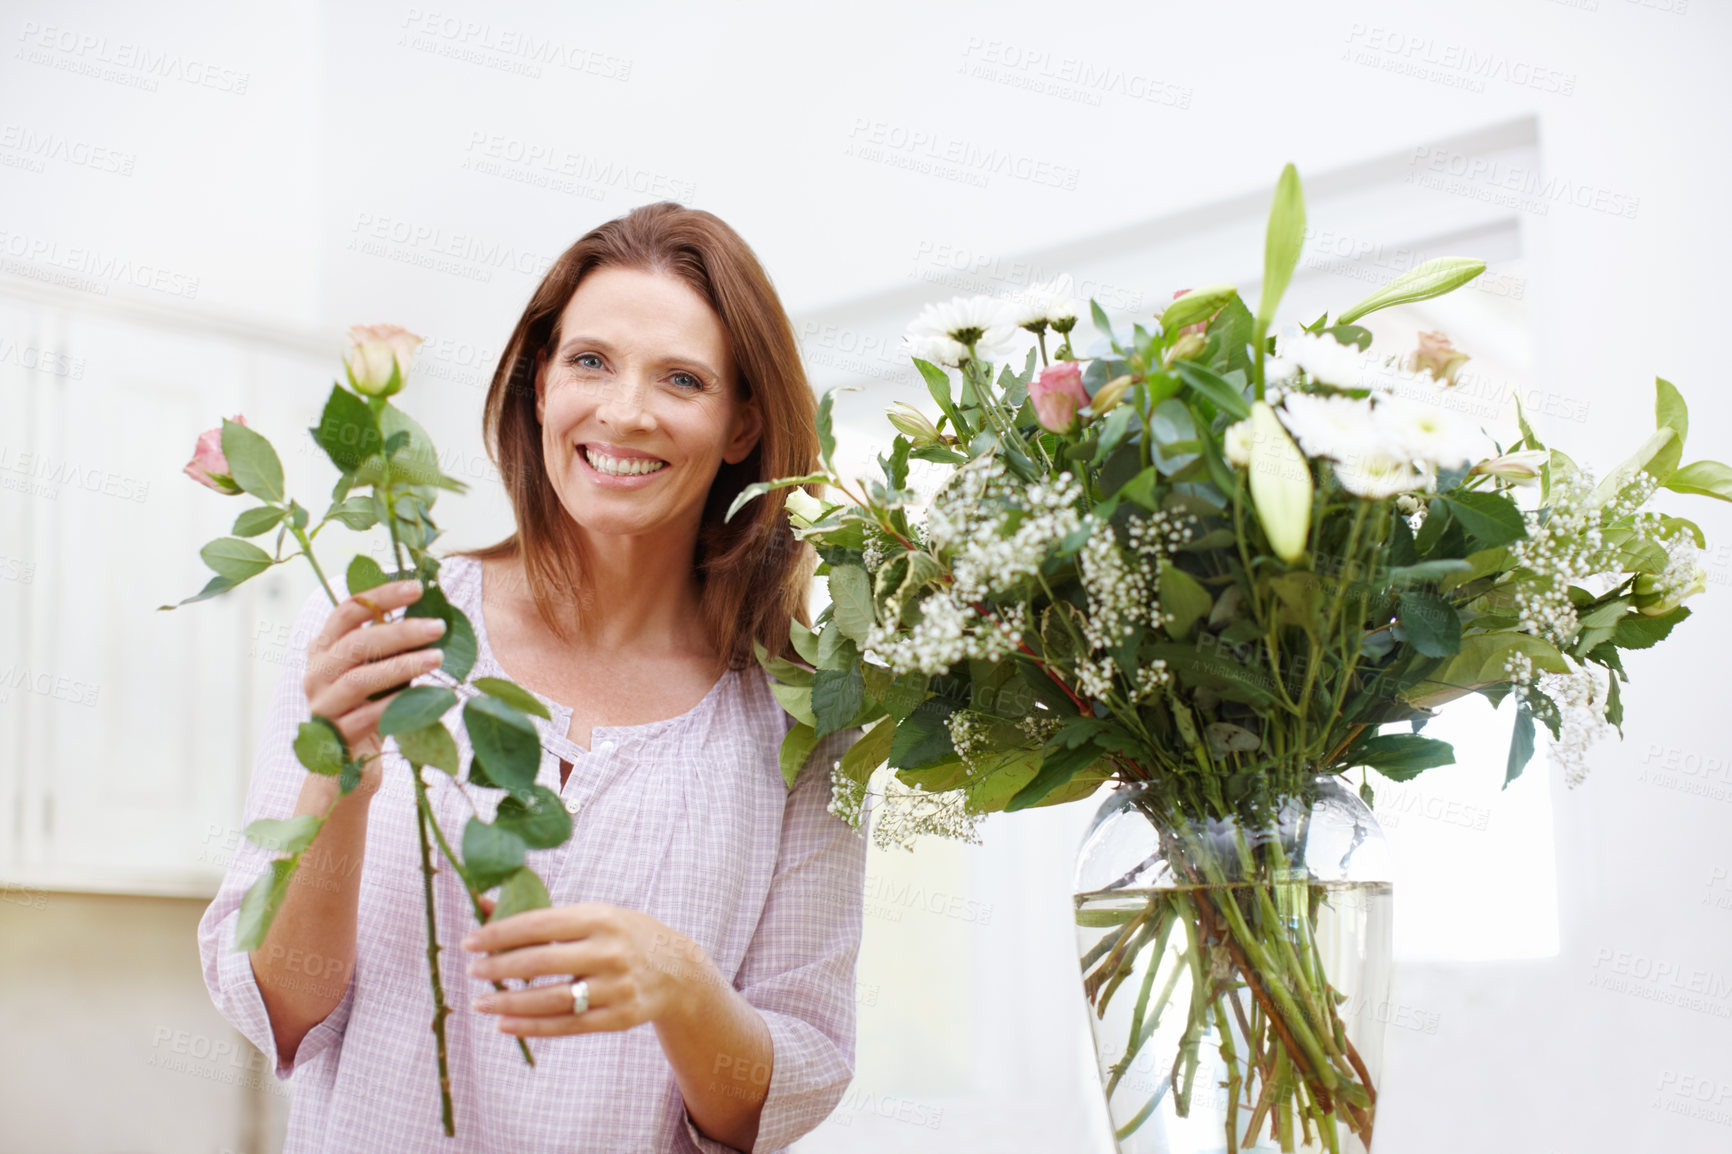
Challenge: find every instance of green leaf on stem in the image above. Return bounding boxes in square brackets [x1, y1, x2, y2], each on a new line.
[1397, 590, 1463, 657]
[473, 676, 553, 720]
[329, 496, 378, 531]
[158, 574, 239, 610]
[404, 586, 477, 681]
[244, 814, 323, 856]
[233, 506, 286, 537]
[221, 418, 285, 503]
[1173, 361, 1251, 422]
[463, 696, 541, 793]
[1005, 741, 1101, 811]
[1355, 733, 1455, 782]
[462, 818, 527, 891]
[1405, 631, 1569, 708]
[293, 717, 347, 775]
[491, 866, 551, 921]
[200, 537, 272, 582]
[1158, 563, 1213, 641]
[234, 858, 296, 951]
[379, 686, 459, 736]
[310, 385, 382, 472]
[1505, 700, 1536, 787]
[828, 565, 875, 644]
[1650, 377, 1688, 479]
[1664, 459, 1732, 503]
[723, 472, 829, 523]
[396, 720, 460, 774]
[812, 665, 865, 737]
[1439, 491, 1526, 550]
[1613, 605, 1689, 649]
[778, 722, 819, 788]
[346, 554, 388, 596]
[494, 786, 572, 848]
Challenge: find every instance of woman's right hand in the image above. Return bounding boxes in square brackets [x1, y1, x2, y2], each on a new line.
[303, 577, 448, 798]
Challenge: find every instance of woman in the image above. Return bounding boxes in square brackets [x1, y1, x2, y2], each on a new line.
[197, 203, 867, 1153]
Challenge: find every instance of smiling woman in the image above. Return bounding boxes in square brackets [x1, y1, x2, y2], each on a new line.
[195, 203, 867, 1154]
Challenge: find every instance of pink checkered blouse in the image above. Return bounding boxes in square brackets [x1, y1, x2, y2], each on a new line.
[197, 553, 867, 1152]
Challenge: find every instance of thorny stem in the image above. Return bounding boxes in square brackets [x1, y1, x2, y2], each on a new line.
[411, 778, 456, 1137]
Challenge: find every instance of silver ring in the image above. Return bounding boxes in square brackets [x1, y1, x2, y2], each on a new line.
[569, 978, 589, 1015]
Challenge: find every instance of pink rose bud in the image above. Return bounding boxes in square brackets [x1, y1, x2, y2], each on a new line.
[344, 323, 425, 397]
[1029, 361, 1090, 433]
[1407, 331, 1470, 386]
[184, 415, 247, 494]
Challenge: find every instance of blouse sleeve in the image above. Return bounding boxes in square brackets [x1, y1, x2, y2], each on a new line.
[195, 582, 356, 1081]
[683, 723, 870, 1154]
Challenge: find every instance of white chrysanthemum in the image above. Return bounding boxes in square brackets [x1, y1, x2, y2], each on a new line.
[1279, 331, 1374, 388]
[1274, 392, 1378, 460]
[1332, 447, 1434, 499]
[1372, 392, 1493, 468]
[906, 294, 1021, 362]
[902, 331, 970, 369]
[1006, 274, 1079, 329]
[1224, 418, 1254, 468]
[1264, 350, 1301, 384]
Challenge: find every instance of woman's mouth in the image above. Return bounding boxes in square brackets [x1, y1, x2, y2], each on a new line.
[579, 444, 669, 478]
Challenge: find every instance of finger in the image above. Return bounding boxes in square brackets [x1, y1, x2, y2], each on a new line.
[478, 895, 497, 918]
[499, 1005, 637, 1036]
[467, 941, 599, 984]
[332, 616, 448, 669]
[311, 579, 425, 657]
[471, 975, 622, 1018]
[320, 648, 443, 718]
[463, 903, 603, 956]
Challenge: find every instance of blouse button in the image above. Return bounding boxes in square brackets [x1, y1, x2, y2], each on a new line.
[563, 796, 582, 815]
[594, 739, 616, 755]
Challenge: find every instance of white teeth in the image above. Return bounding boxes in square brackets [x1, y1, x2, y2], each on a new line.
[583, 447, 667, 476]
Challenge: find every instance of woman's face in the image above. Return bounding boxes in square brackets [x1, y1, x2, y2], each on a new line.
[534, 266, 761, 545]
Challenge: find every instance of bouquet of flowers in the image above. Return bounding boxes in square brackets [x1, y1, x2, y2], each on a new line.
[731, 165, 1727, 1152]
[165, 326, 567, 1136]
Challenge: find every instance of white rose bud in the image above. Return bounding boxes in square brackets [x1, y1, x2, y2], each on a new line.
[344, 323, 425, 397]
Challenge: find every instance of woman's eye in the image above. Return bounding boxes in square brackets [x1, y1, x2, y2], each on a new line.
[569, 353, 604, 370]
[670, 372, 703, 390]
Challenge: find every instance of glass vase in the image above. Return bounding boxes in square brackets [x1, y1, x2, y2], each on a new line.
[1073, 774, 1394, 1154]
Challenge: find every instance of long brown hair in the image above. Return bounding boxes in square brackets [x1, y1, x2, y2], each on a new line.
[456, 202, 818, 670]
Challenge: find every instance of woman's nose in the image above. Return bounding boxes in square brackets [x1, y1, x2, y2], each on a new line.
[595, 373, 656, 430]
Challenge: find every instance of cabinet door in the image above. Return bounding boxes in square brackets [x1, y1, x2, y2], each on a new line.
[0, 300, 330, 896]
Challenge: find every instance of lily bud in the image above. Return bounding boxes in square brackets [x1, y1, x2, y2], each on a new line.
[1088, 375, 1133, 417]
[885, 401, 942, 446]
[1247, 401, 1312, 563]
[1470, 448, 1549, 486]
[1164, 333, 1207, 367]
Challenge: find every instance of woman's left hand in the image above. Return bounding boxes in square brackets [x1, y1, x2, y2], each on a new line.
[461, 897, 710, 1036]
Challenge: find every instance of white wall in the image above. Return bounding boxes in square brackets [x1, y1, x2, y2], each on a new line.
[2, 1, 1728, 1151]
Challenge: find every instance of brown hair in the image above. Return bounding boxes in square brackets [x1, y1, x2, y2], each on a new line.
[455, 202, 818, 671]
